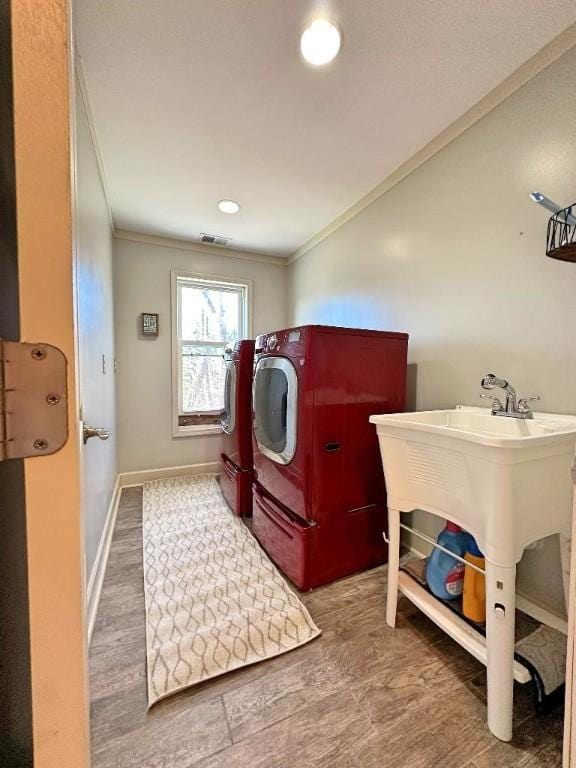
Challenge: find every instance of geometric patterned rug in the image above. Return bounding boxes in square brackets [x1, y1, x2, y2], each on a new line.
[142, 474, 321, 706]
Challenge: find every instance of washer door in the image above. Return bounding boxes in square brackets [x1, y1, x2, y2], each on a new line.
[253, 356, 298, 465]
[220, 362, 237, 435]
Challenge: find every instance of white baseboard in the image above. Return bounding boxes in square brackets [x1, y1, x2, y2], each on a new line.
[407, 544, 426, 558]
[516, 592, 568, 635]
[86, 477, 121, 643]
[118, 461, 221, 487]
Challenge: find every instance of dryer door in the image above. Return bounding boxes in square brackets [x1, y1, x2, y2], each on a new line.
[253, 356, 298, 465]
[220, 361, 237, 435]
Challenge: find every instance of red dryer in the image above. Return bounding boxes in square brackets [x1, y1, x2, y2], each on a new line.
[251, 325, 408, 590]
[220, 339, 255, 517]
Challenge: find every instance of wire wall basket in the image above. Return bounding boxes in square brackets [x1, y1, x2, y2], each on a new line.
[546, 203, 576, 262]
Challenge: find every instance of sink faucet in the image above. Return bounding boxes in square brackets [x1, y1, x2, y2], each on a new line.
[480, 374, 540, 419]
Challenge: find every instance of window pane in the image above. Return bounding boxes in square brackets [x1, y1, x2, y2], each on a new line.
[180, 284, 240, 343]
[181, 345, 226, 413]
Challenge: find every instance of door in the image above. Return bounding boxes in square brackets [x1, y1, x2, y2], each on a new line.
[564, 462, 576, 767]
[220, 354, 237, 435]
[253, 356, 298, 465]
[1, 2, 90, 767]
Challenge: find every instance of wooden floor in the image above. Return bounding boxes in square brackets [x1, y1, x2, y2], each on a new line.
[90, 487, 564, 767]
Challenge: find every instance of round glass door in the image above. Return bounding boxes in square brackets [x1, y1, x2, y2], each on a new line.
[220, 362, 237, 434]
[253, 356, 298, 464]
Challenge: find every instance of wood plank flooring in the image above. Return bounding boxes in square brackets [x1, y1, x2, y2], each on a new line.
[90, 487, 564, 767]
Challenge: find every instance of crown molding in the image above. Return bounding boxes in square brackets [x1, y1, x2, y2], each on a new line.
[75, 53, 117, 235]
[114, 229, 288, 266]
[288, 23, 576, 265]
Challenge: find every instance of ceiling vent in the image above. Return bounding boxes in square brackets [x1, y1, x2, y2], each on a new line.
[200, 232, 230, 247]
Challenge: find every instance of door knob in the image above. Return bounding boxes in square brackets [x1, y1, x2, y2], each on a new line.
[83, 424, 111, 444]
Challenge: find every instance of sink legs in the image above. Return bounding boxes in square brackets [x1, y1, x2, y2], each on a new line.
[385, 507, 401, 628]
[486, 561, 516, 742]
[385, 506, 517, 742]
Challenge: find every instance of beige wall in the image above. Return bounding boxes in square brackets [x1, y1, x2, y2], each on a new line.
[114, 237, 287, 472]
[75, 79, 117, 581]
[288, 47, 576, 617]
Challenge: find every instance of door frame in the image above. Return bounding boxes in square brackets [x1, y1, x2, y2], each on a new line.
[11, 0, 90, 766]
[7, 3, 576, 767]
[564, 467, 576, 767]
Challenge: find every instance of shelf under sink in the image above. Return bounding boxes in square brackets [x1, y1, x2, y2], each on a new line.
[398, 569, 532, 684]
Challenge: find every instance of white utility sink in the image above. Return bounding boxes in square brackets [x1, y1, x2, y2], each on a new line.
[370, 406, 576, 562]
[370, 405, 576, 742]
[374, 406, 576, 447]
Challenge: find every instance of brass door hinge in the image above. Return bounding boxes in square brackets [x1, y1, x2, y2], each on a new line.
[0, 340, 68, 460]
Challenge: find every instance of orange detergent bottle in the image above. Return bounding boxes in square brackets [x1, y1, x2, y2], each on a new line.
[463, 538, 486, 623]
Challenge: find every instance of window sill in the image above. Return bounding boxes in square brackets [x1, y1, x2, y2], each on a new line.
[173, 424, 223, 439]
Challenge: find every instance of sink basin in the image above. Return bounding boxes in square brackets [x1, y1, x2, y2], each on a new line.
[370, 406, 576, 564]
[371, 406, 576, 447]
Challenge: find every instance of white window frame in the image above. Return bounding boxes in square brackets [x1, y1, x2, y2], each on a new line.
[171, 270, 252, 438]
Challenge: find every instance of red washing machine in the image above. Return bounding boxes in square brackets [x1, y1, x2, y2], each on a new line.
[220, 339, 255, 517]
[252, 325, 408, 590]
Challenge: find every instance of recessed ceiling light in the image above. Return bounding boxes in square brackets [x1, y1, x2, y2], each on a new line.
[218, 199, 240, 214]
[300, 19, 341, 66]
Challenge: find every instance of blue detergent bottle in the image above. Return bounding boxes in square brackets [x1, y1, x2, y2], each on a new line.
[426, 521, 472, 600]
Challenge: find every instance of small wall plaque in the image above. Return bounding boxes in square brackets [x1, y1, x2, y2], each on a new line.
[141, 312, 159, 336]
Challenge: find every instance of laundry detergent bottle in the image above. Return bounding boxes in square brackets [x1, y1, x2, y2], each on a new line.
[426, 522, 471, 600]
[463, 537, 486, 623]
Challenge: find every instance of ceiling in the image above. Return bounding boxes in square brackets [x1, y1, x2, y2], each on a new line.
[74, 1, 576, 258]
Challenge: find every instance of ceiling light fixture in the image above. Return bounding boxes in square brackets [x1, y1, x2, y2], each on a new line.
[300, 19, 341, 66]
[218, 199, 240, 214]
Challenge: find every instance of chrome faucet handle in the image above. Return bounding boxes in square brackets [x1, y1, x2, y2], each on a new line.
[480, 394, 504, 412]
[517, 396, 540, 412]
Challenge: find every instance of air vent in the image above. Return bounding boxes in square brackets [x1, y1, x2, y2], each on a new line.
[200, 232, 230, 247]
